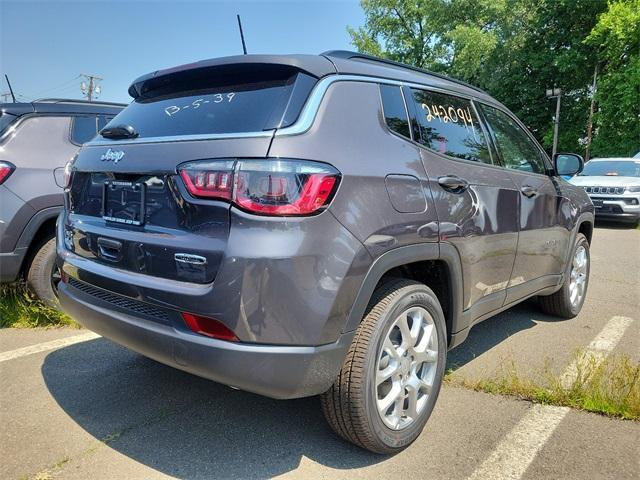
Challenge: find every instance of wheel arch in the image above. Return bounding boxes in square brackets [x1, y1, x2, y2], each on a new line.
[342, 242, 464, 348]
[18, 207, 62, 276]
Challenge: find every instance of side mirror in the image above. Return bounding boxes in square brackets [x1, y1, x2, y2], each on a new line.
[554, 153, 584, 177]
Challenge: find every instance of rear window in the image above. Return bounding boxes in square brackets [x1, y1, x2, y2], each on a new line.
[102, 66, 316, 139]
[409, 88, 491, 164]
[0, 113, 18, 137]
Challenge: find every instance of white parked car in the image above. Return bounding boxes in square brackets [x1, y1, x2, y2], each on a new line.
[569, 157, 640, 224]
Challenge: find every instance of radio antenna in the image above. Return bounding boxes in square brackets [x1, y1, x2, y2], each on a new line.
[237, 14, 248, 55]
[4, 74, 16, 103]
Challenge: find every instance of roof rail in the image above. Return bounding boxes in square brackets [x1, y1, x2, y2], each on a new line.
[32, 98, 127, 107]
[321, 50, 486, 95]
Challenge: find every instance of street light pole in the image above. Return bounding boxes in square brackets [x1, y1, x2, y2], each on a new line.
[546, 87, 562, 157]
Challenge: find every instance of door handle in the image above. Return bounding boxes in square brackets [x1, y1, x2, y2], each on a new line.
[520, 185, 538, 198]
[97, 237, 122, 261]
[438, 175, 469, 193]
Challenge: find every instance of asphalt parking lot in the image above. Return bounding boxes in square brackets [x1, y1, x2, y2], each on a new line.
[1, 225, 638, 480]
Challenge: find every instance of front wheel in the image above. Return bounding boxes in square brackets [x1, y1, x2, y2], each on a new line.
[539, 233, 590, 318]
[321, 279, 447, 454]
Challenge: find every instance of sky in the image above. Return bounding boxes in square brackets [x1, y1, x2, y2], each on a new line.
[0, 0, 365, 104]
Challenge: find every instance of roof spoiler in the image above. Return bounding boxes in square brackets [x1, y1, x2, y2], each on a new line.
[128, 54, 336, 99]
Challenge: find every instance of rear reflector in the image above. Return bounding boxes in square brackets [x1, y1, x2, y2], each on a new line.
[0, 161, 15, 185]
[181, 312, 239, 342]
[178, 159, 340, 216]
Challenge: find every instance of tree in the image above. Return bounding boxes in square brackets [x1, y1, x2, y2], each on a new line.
[585, 0, 640, 157]
[348, 0, 639, 156]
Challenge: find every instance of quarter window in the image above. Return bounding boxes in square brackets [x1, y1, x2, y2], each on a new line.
[71, 116, 98, 144]
[480, 105, 547, 174]
[410, 88, 491, 164]
[379, 84, 411, 139]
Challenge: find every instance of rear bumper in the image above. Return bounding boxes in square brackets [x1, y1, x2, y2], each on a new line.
[58, 280, 352, 399]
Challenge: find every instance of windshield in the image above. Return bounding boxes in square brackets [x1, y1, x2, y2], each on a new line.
[102, 68, 315, 139]
[579, 160, 640, 177]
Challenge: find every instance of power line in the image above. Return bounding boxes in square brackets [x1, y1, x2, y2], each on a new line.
[28, 75, 81, 98]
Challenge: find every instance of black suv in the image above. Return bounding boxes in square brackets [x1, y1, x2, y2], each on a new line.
[57, 52, 594, 453]
[0, 99, 124, 305]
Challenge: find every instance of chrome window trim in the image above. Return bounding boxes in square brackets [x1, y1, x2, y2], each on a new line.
[84, 74, 500, 146]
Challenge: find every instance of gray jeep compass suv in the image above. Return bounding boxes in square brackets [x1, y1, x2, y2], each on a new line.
[0, 99, 123, 306]
[57, 51, 594, 453]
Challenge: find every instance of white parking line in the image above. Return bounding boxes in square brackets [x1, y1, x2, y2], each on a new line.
[0, 332, 100, 363]
[467, 315, 634, 480]
[561, 316, 634, 387]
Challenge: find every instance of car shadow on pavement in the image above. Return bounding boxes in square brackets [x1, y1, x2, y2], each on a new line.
[42, 300, 563, 477]
[594, 219, 638, 230]
[42, 338, 385, 478]
[446, 298, 567, 371]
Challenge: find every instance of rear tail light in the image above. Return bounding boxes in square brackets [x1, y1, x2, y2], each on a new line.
[181, 312, 239, 342]
[63, 160, 74, 188]
[178, 159, 340, 216]
[0, 161, 15, 185]
[179, 160, 234, 199]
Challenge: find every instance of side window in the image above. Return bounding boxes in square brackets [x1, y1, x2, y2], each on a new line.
[480, 105, 546, 174]
[410, 88, 491, 164]
[71, 116, 98, 144]
[379, 84, 410, 139]
[97, 115, 114, 132]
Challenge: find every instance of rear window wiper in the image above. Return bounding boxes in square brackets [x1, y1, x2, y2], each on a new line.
[100, 124, 139, 139]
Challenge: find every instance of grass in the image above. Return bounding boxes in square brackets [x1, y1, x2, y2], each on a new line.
[0, 283, 77, 328]
[446, 351, 640, 420]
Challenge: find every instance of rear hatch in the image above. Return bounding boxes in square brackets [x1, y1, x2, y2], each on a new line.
[65, 60, 327, 284]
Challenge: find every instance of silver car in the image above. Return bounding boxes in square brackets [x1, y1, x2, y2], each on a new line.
[569, 157, 640, 224]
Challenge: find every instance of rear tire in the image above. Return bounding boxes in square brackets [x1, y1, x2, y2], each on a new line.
[26, 237, 60, 309]
[538, 233, 590, 318]
[321, 279, 447, 454]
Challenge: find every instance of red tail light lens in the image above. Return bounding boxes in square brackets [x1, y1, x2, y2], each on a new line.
[181, 312, 239, 342]
[0, 161, 15, 185]
[179, 160, 235, 199]
[178, 159, 340, 216]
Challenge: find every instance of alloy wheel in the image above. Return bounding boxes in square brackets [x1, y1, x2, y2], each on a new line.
[375, 306, 439, 430]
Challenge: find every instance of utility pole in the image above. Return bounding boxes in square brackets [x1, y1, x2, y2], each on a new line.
[1, 93, 13, 102]
[80, 74, 102, 102]
[585, 64, 599, 162]
[546, 87, 562, 157]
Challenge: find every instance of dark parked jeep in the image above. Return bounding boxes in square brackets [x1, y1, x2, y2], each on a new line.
[0, 99, 123, 306]
[57, 52, 594, 453]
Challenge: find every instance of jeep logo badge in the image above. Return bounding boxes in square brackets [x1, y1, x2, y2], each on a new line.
[100, 149, 125, 163]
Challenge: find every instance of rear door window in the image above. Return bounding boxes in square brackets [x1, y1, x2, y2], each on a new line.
[480, 104, 547, 174]
[409, 88, 491, 164]
[71, 115, 98, 144]
[103, 67, 316, 139]
[379, 84, 411, 139]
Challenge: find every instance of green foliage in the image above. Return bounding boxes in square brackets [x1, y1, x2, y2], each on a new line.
[0, 283, 76, 328]
[447, 351, 640, 420]
[586, 0, 640, 157]
[349, 0, 639, 157]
